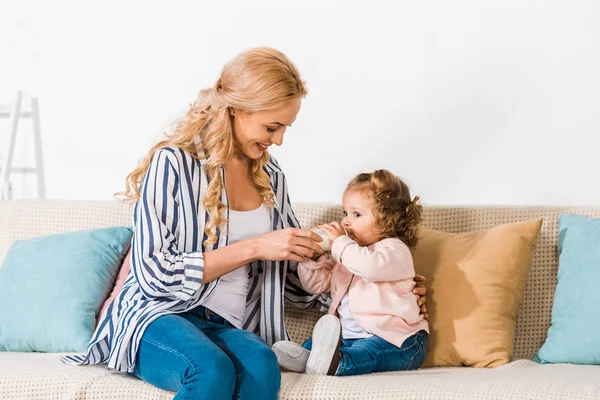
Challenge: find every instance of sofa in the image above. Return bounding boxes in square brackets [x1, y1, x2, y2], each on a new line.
[1, 200, 599, 400]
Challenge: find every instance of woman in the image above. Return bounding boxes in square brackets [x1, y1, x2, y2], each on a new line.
[63, 48, 427, 400]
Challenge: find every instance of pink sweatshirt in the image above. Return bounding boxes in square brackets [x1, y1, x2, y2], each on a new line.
[299, 235, 429, 348]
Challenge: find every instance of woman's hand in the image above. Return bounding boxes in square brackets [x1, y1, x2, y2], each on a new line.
[254, 228, 324, 263]
[413, 275, 428, 319]
[318, 222, 346, 242]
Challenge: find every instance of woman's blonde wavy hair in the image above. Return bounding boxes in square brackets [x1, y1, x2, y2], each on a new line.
[116, 47, 307, 247]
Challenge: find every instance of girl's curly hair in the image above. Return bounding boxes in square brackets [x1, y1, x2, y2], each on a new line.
[345, 169, 422, 247]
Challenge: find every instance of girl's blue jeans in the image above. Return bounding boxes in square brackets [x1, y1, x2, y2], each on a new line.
[302, 330, 428, 376]
[131, 305, 280, 400]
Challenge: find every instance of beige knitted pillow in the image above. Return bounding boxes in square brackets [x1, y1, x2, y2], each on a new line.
[411, 218, 543, 368]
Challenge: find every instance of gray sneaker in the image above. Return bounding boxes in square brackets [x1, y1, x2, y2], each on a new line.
[306, 314, 342, 375]
[272, 341, 310, 372]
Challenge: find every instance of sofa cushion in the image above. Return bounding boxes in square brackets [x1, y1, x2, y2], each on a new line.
[0, 352, 172, 399]
[2, 353, 600, 400]
[410, 219, 543, 368]
[0, 227, 133, 352]
[534, 214, 600, 365]
[280, 360, 600, 400]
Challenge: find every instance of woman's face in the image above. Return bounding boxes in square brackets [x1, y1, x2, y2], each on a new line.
[230, 97, 301, 160]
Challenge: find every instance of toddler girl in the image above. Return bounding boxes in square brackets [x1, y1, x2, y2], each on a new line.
[272, 169, 429, 376]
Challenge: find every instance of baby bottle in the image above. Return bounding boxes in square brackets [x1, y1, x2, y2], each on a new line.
[311, 228, 332, 252]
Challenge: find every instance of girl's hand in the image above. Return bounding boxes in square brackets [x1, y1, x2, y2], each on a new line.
[319, 222, 346, 242]
[413, 275, 428, 319]
[254, 228, 324, 263]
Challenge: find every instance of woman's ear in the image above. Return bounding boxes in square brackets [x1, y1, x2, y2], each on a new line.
[228, 107, 237, 117]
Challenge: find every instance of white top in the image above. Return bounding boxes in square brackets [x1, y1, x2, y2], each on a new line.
[338, 293, 373, 339]
[202, 204, 271, 328]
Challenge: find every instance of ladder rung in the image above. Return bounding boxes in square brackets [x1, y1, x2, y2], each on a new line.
[0, 111, 32, 118]
[7, 167, 38, 173]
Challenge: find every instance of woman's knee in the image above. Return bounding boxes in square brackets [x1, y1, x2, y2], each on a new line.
[249, 346, 281, 390]
[186, 349, 237, 391]
[135, 338, 237, 399]
[262, 346, 280, 374]
[237, 343, 281, 395]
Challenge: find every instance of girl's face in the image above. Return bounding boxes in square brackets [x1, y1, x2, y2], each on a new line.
[341, 190, 382, 246]
[230, 97, 301, 160]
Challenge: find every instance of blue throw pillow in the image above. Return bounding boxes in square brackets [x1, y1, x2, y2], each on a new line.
[534, 214, 600, 364]
[0, 226, 133, 352]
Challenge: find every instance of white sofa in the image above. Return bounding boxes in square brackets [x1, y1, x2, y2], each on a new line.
[1, 201, 599, 400]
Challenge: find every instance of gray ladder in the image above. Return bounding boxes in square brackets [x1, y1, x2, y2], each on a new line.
[0, 91, 46, 200]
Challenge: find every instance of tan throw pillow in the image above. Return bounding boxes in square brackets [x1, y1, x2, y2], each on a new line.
[411, 218, 543, 368]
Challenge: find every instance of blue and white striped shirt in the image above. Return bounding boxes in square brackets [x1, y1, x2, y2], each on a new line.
[62, 147, 326, 372]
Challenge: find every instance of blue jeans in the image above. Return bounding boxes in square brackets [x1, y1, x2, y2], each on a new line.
[131, 306, 280, 400]
[302, 330, 428, 376]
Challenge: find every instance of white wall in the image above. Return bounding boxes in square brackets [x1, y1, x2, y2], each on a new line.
[2, 0, 600, 205]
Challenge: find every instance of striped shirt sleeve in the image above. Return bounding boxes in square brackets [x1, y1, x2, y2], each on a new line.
[276, 167, 331, 310]
[132, 149, 205, 302]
